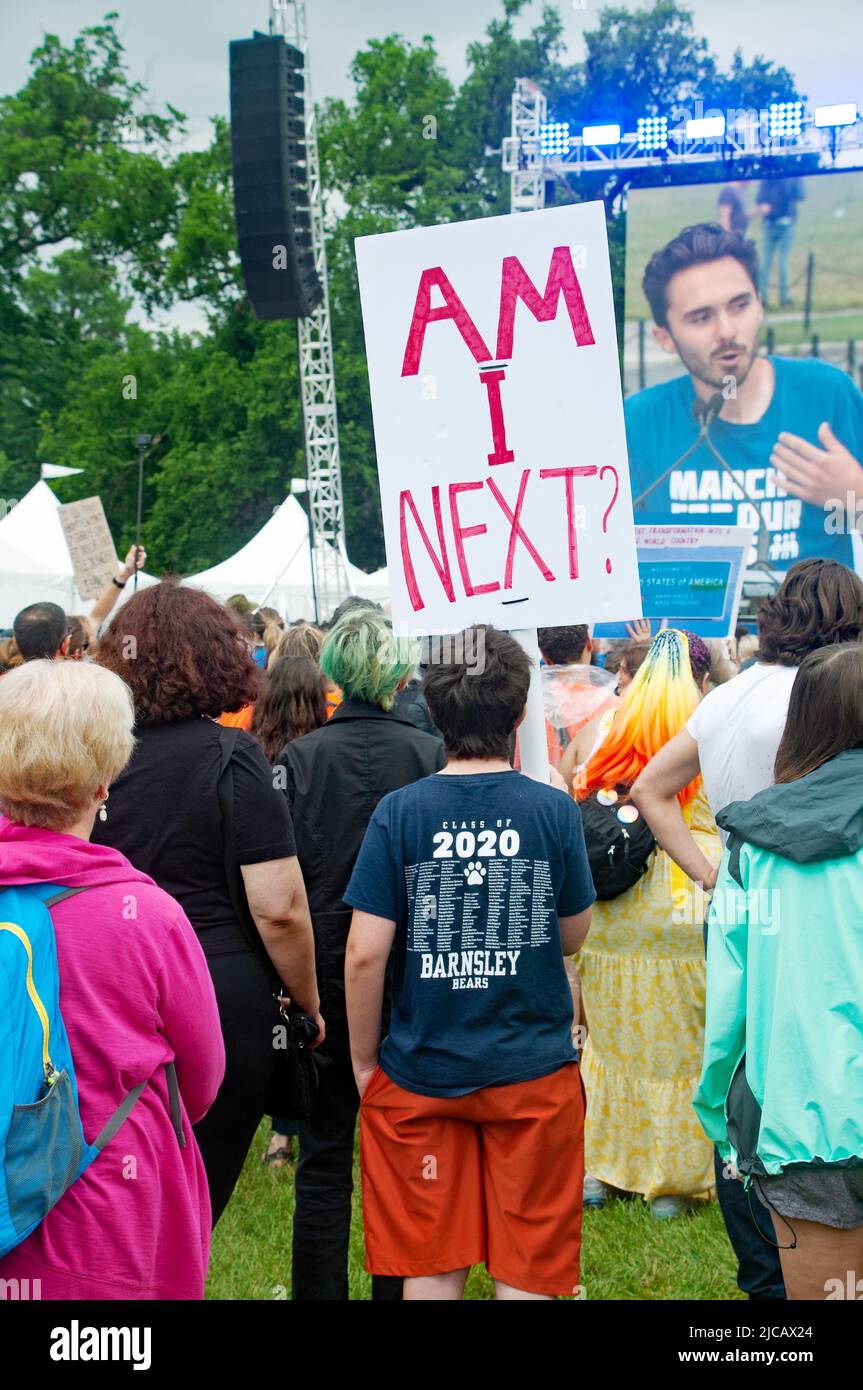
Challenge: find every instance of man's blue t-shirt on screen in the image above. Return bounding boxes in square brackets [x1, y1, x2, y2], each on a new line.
[344, 770, 595, 1099]
[625, 356, 863, 570]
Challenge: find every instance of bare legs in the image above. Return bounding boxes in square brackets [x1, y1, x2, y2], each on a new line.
[403, 1268, 554, 1301]
[772, 1214, 863, 1300]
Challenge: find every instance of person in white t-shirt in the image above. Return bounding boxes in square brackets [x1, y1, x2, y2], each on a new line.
[631, 557, 863, 1303]
[632, 558, 863, 888]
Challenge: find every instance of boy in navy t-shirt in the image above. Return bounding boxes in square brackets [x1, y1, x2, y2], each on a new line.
[344, 626, 594, 1300]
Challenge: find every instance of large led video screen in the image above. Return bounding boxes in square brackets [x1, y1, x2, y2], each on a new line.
[622, 169, 863, 571]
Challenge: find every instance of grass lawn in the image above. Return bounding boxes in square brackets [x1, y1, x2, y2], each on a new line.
[206, 1121, 744, 1301]
[625, 170, 863, 320]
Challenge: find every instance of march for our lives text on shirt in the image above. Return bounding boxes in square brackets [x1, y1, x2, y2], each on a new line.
[624, 356, 863, 570]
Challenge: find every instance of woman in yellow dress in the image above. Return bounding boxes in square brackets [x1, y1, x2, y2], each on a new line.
[573, 629, 721, 1218]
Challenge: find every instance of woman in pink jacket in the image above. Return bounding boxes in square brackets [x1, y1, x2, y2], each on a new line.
[0, 658, 225, 1300]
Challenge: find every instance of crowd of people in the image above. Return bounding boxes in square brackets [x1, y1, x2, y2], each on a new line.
[1, 556, 862, 1302]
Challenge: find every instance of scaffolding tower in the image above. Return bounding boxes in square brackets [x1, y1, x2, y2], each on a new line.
[503, 78, 547, 215]
[269, 0, 350, 619]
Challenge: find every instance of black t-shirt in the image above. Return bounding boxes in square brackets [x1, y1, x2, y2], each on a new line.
[92, 718, 296, 955]
[718, 185, 748, 234]
[756, 178, 803, 221]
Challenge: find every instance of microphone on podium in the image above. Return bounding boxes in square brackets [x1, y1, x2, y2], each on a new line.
[693, 391, 726, 429]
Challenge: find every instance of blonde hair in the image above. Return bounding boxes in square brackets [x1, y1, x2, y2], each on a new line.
[737, 632, 759, 664]
[263, 621, 284, 658]
[0, 660, 135, 831]
[269, 622, 324, 667]
[577, 628, 702, 808]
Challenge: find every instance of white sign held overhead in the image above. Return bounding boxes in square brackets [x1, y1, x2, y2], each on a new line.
[58, 496, 118, 601]
[355, 201, 641, 633]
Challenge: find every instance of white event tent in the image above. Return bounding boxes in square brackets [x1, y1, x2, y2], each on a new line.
[0, 482, 158, 628]
[0, 482, 389, 629]
[185, 493, 389, 620]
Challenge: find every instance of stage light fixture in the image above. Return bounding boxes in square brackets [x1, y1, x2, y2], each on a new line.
[582, 122, 621, 146]
[539, 121, 570, 156]
[814, 102, 858, 128]
[768, 101, 804, 139]
[636, 116, 669, 150]
[685, 115, 726, 140]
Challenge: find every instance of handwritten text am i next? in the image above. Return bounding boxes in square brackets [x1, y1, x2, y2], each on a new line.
[356, 202, 641, 632]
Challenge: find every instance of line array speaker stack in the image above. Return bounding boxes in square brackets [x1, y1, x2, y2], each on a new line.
[229, 32, 323, 320]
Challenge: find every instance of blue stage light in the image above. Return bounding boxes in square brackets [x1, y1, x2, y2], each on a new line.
[685, 115, 726, 140]
[539, 121, 571, 156]
[582, 122, 621, 146]
[768, 101, 804, 140]
[636, 115, 669, 150]
[814, 102, 858, 128]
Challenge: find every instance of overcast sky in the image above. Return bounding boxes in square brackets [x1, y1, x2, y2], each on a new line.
[4, 0, 858, 336]
[2, 0, 861, 147]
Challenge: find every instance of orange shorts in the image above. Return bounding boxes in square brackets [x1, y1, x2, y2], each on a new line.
[359, 1061, 585, 1297]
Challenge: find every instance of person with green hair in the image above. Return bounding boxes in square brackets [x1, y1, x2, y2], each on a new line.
[276, 605, 445, 1301]
[319, 606, 414, 710]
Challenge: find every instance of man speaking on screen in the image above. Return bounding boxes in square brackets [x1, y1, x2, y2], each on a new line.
[625, 222, 863, 570]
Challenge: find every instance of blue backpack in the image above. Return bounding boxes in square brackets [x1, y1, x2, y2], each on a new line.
[0, 884, 183, 1259]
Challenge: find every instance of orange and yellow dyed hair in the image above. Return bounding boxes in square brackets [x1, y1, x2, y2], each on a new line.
[576, 628, 702, 807]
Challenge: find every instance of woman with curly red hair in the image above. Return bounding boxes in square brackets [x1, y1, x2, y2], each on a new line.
[94, 580, 323, 1223]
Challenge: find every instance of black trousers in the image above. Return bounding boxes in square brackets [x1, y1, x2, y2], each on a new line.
[194, 948, 276, 1227]
[292, 1024, 402, 1301]
[714, 1149, 786, 1299]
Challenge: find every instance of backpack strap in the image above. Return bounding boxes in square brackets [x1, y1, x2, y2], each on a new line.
[90, 1062, 185, 1152]
[43, 887, 89, 909]
[91, 1081, 148, 1151]
[0, 884, 90, 908]
[39, 884, 187, 1150]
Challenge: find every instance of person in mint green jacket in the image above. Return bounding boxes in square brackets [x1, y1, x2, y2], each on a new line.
[694, 640, 863, 1300]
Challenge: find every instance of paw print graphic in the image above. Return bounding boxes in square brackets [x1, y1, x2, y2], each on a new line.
[464, 861, 486, 886]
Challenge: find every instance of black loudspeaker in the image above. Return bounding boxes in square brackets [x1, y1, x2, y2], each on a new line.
[229, 32, 323, 320]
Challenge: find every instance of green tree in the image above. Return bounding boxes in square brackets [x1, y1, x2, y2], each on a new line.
[0, 15, 182, 291]
[0, 249, 132, 501]
[319, 37, 462, 225]
[710, 49, 803, 116]
[0, 3, 807, 582]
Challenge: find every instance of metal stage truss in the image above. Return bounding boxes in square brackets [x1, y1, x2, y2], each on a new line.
[503, 85, 863, 198]
[505, 79, 548, 213]
[269, 0, 350, 619]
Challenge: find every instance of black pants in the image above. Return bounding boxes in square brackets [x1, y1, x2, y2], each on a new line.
[292, 1024, 402, 1301]
[714, 1149, 786, 1299]
[273, 1118, 300, 1138]
[194, 948, 276, 1226]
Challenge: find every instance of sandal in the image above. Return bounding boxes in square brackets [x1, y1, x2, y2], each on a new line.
[262, 1141, 294, 1168]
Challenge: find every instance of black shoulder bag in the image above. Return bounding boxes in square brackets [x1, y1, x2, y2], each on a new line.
[216, 726, 321, 1120]
[579, 789, 656, 900]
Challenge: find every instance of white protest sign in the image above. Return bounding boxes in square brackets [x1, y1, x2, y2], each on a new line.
[355, 201, 641, 633]
[58, 496, 118, 601]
